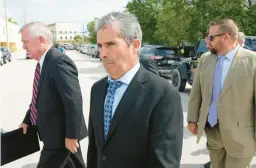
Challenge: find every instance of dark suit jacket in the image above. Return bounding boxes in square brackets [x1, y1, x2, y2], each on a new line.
[23, 48, 87, 150]
[139, 56, 159, 75]
[87, 66, 183, 168]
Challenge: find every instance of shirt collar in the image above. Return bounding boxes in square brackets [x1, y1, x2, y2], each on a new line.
[108, 61, 140, 85]
[39, 48, 50, 68]
[218, 44, 239, 61]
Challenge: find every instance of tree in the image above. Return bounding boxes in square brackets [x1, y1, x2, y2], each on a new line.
[126, 0, 165, 44]
[87, 19, 97, 44]
[8, 17, 17, 24]
[155, 0, 191, 45]
[124, 0, 256, 46]
[74, 35, 83, 43]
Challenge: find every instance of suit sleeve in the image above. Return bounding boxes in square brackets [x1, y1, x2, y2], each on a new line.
[254, 63, 256, 138]
[147, 59, 160, 75]
[22, 105, 32, 125]
[87, 84, 97, 168]
[187, 57, 203, 123]
[53, 56, 83, 139]
[149, 87, 183, 168]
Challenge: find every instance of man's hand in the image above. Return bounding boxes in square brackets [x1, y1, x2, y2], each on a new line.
[187, 122, 198, 135]
[65, 138, 79, 153]
[19, 123, 28, 134]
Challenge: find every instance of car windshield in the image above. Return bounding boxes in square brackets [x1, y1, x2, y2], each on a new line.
[197, 41, 208, 53]
[156, 48, 179, 56]
[245, 38, 256, 50]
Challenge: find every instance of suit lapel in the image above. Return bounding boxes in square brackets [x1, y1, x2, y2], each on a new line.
[220, 47, 243, 100]
[102, 66, 148, 149]
[36, 48, 53, 100]
[97, 78, 108, 146]
[207, 55, 218, 96]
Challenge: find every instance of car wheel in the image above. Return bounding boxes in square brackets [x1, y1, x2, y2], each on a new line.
[171, 69, 186, 92]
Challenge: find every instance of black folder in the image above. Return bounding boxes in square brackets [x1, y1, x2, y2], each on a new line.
[1, 126, 40, 166]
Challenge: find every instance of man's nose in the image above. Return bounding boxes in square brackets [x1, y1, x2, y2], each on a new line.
[99, 47, 108, 59]
[22, 43, 26, 49]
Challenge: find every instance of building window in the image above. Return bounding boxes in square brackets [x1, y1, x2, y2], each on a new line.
[60, 31, 62, 34]
[65, 36, 67, 39]
[74, 31, 76, 34]
[70, 31, 72, 33]
[60, 36, 62, 39]
[70, 36, 72, 40]
[65, 31, 67, 34]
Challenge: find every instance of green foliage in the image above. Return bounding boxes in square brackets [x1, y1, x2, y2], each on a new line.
[124, 0, 256, 46]
[87, 19, 97, 44]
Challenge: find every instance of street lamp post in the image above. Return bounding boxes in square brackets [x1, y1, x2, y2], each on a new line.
[3, 0, 9, 50]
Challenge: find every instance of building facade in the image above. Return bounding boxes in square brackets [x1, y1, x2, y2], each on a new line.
[48, 22, 82, 44]
[0, 5, 22, 51]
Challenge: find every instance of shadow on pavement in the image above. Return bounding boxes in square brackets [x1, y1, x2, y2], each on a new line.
[180, 164, 204, 168]
[15, 58, 31, 61]
[191, 147, 209, 156]
[79, 65, 105, 74]
[21, 163, 37, 168]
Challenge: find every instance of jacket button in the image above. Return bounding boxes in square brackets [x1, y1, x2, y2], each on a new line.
[102, 156, 107, 162]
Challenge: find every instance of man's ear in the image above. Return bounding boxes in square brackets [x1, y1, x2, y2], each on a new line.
[39, 36, 46, 44]
[132, 39, 141, 54]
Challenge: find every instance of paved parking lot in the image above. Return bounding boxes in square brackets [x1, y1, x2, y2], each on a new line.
[1, 50, 256, 168]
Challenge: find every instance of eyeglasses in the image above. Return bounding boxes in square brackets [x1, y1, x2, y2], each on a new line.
[207, 33, 230, 41]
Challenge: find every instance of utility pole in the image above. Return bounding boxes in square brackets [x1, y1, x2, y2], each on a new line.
[24, 5, 27, 25]
[4, 0, 9, 50]
[82, 23, 85, 43]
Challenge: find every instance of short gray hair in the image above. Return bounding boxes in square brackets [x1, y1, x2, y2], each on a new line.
[238, 32, 245, 42]
[95, 11, 142, 47]
[19, 22, 53, 44]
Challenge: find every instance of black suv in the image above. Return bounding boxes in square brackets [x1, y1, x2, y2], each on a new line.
[244, 36, 256, 51]
[171, 39, 208, 91]
[139, 45, 181, 76]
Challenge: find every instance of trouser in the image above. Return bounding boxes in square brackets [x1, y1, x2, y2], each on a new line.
[204, 123, 253, 168]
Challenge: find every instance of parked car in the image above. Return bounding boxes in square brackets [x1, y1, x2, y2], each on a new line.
[139, 45, 182, 76]
[0, 47, 11, 63]
[171, 39, 208, 91]
[63, 43, 74, 50]
[244, 36, 256, 51]
[0, 51, 3, 66]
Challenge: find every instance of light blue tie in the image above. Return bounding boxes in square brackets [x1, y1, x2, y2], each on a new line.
[104, 80, 123, 139]
[208, 56, 225, 127]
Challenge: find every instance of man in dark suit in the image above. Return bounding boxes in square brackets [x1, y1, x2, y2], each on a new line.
[87, 11, 183, 168]
[139, 56, 159, 75]
[19, 22, 87, 168]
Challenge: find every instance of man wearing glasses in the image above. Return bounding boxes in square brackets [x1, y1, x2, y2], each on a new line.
[187, 19, 256, 168]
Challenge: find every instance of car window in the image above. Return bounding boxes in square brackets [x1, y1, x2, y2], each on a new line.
[197, 41, 208, 53]
[156, 48, 179, 56]
[140, 47, 149, 54]
[245, 38, 256, 50]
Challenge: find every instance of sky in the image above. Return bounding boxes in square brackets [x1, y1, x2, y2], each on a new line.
[2, 0, 130, 26]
